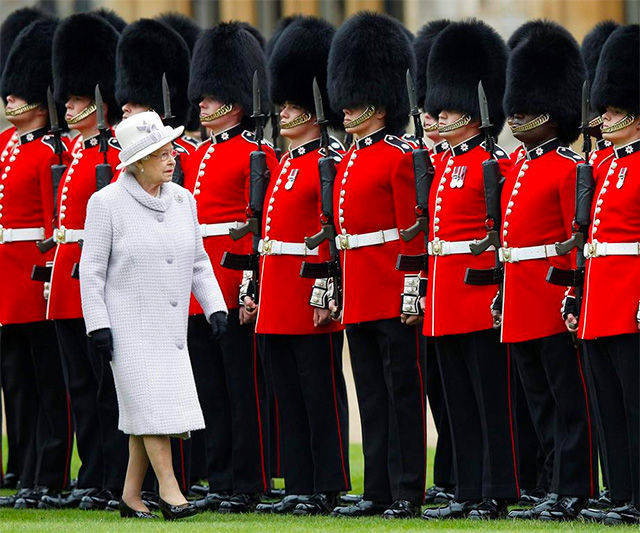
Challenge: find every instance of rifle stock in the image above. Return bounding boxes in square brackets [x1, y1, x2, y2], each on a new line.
[400, 148, 433, 242]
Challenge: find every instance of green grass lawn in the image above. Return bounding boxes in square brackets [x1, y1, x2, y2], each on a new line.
[0, 437, 636, 531]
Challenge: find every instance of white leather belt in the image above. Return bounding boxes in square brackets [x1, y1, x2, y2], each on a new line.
[584, 240, 640, 259]
[428, 239, 492, 256]
[499, 244, 558, 263]
[258, 239, 319, 256]
[200, 222, 243, 237]
[0, 227, 45, 244]
[335, 228, 399, 250]
[54, 228, 84, 244]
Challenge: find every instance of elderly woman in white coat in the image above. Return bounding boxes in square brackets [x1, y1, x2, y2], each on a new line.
[80, 111, 228, 520]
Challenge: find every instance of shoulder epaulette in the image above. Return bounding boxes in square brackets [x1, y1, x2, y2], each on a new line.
[108, 137, 121, 150]
[329, 136, 345, 152]
[491, 144, 509, 159]
[174, 143, 189, 155]
[401, 133, 420, 148]
[242, 130, 274, 148]
[384, 134, 413, 153]
[321, 146, 343, 163]
[41, 135, 57, 153]
[556, 146, 583, 163]
[180, 135, 199, 149]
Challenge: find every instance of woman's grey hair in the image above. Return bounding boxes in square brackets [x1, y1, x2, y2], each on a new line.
[126, 155, 151, 177]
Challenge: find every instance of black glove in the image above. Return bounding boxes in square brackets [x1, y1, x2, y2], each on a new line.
[209, 311, 228, 341]
[562, 295, 578, 321]
[89, 328, 113, 361]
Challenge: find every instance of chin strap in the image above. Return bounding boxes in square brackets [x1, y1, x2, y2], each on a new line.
[66, 102, 97, 125]
[280, 112, 312, 129]
[344, 105, 376, 129]
[509, 113, 550, 133]
[424, 121, 439, 133]
[601, 114, 636, 134]
[200, 103, 233, 123]
[5, 102, 41, 117]
[438, 113, 471, 133]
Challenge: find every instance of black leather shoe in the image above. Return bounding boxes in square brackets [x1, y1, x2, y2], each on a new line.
[382, 499, 420, 519]
[339, 493, 362, 504]
[14, 487, 50, 509]
[580, 506, 609, 523]
[467, 498, 507, 520]
[332, 499, 389, 517]
[424, 485, 453, 505]
[78, 489, 119, 510]
[603, 503, 640, 525]
[1, 473, 18, 489]
[218, 493, 261, 514]
[0, 488, 31, 508]
[422, 500, 478, 520]
[538, 496, 587, 521]
[39, 488, 98, 509]
[141, 491, 159, 511]
[293, 493, 337, 516]
[508, 492, 558, 519]
[119, 499, 157, 519]
[256, 494, 310, 514]
[158, 497, 198, 521]
[193, 492, 231, 512]
[189, 483, 209, 497]
[265, 488, 286, 499]
[516, 488, 544, 507]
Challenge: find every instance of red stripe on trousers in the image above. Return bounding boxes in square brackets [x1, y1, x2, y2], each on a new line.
[575, 348, 595, 498]
[506, 347, 520, 496]
[252, 333, 268, 491]
[328, 333, 349, 489]
[415, 328, 427, 498]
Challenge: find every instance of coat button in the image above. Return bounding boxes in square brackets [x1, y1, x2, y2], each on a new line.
[157, 214, 164, 222]
[167, 257, 174, 264]
[170, 300, 178, 307]
[176, 342, 184, 350]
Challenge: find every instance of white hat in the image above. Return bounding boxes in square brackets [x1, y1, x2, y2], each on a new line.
[115, 111, 184, 170]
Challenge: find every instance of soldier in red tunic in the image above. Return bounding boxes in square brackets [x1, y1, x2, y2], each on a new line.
[0, 18, 73, 509]
[326, 13, 426, 519]
[38, 12, 127, 511]
[234, 17, 350, 516]
[568, 24, 640, 525]
[185, 23, 278, 513]
[497, 21, 596, 521]
[421, 20, 519, 520]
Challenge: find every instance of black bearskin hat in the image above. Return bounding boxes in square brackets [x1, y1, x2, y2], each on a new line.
[115, 18, 191, 128]
[591, 24, 639, 115]
[1, 18, 57, 106]
[93, 8, 126, 33]
[414, 19, 450, 108]
[582, 20, 619, 87]
[504, 20, 585, 144]
[266, 16, 300, 59]
[269, 16, 341, 129]
[157, 12, 200, 52]
[240, 22, 266, 51]
[1, 7, 52, 80]
[53, 13, 121, 124]
[189, 22, 269, 129]
[328, 12, 415, 135]
[507, 20, 540, 50]
[426, 19, 507, 136]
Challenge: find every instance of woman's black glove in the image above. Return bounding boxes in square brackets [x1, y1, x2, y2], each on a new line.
[209, 311, 228, 341]
[90, 328, 113, 361]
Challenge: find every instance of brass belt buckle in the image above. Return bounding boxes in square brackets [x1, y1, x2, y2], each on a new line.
[431, 239, 443, 256]
[0, 228, 4, 244]
[262, 240, 272, 255]
[55, 228, 66, 244]
[501, 247, 511, 262]
[586, 242, 596, 258]
[339, 235, 350, 250]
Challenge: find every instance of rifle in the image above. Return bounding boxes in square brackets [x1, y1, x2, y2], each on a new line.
[162, 73, 184, 186]
[95, 84, 113, 192]
[36, 87, 68, 254]
[220, 71, 270, 302]
[547, 81, 594, 309]
[300, 78, 343, 315]
[270, 104, 282, 160]
[464, 81, 504, 285]
[396, 69, 434, 274]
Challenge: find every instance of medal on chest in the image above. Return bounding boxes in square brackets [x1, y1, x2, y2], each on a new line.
[450, 166, 467, 188]
[284, 168, 298, 190]
[616, 167, 628, 189]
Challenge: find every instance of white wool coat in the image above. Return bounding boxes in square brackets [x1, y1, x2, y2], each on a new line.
[80, 172, 226, 435]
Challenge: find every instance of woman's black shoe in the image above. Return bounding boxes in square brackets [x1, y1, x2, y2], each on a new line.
[118, 499, 157, 519]
[158, 497, 198, 521]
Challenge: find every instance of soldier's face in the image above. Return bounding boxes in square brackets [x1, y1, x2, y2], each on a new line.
[342, 106, 385, 136]
[65, 95, 96, 130]
[438, 110, 479, 144]
[280, 103, 315, 140]
[199, 96, 240, 132]
[121, 102, 150, 119]
[601, 107, 640, 145]
[508, 113, 557, 147]
[4, 95, 46, 126]
[422, 112, 441, 143]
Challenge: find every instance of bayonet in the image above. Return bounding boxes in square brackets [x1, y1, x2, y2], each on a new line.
[406, 69, 424, 148]
[95, 84, 106, 131]
[580, 80, 592, 161]
[313, 77, 329, 150]
[162, 72, 174, 121]
[94, 84, 113, 190]
[251, 71, 264, 147]
[478, 80, 494, 154]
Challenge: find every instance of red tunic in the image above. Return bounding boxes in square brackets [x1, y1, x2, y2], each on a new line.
[255, 138, 344, 335]
[0, 126, 17, 153]
[0, 127, 71, 324]
[424, 134, 511, 337]
[334, 129, 423, 324]
[500, 139, 579, 343]
[47, 132, 121, 320]
[183, 124, 278, 312]
[579, 139, 640, 340]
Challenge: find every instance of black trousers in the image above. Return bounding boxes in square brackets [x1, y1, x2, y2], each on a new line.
[188, 310, 269, 494]
[346, 318, 426, 505]
[584, 334, 639, 506]
[424, 338, 454, 489]
[511, 333, 596, 498]
[189, 430, 208, 483]
[436, 329, 519, 501]
[262, 332, 350, 495]
[55, 318, 128, 492]
[0, 321, 72, 489]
